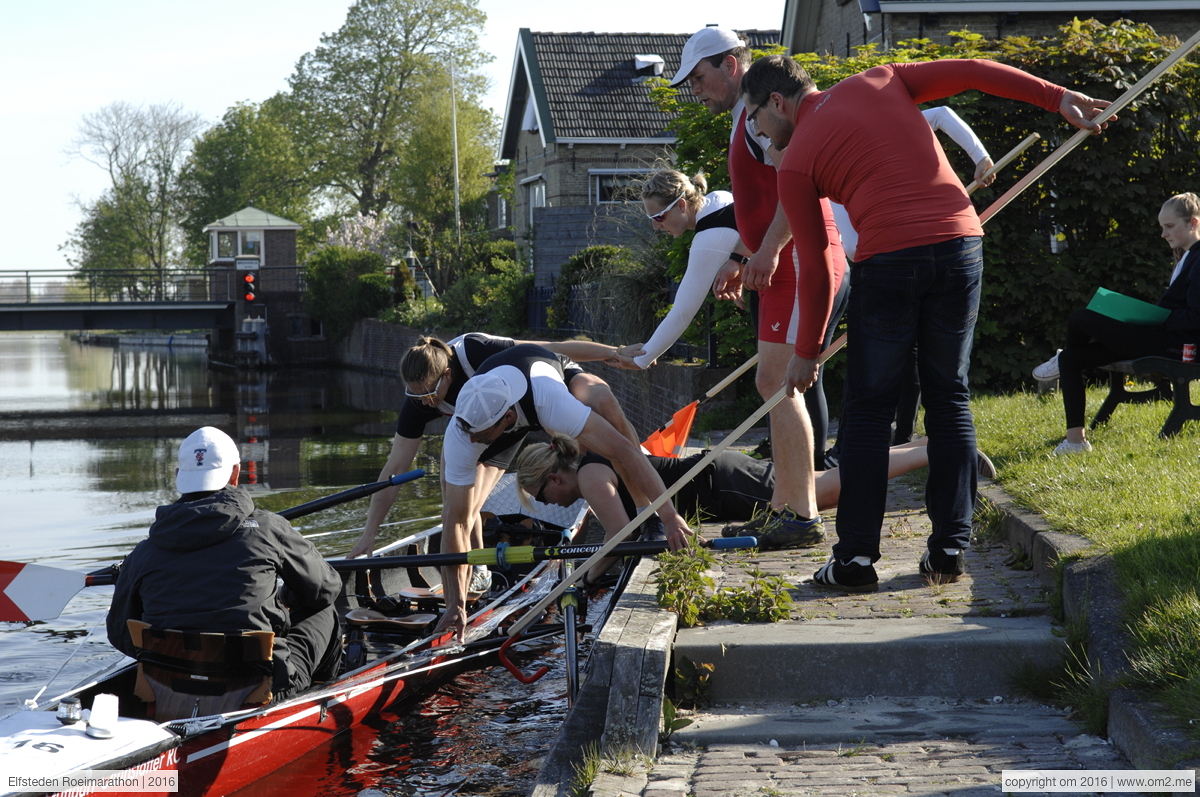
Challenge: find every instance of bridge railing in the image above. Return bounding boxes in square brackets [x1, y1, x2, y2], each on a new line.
[0, 268, 301, 304]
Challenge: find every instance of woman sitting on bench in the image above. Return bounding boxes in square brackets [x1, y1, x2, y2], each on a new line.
[1032, 192, 1200, 454]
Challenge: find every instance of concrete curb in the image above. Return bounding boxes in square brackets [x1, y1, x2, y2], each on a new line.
[979, 481, 1200, 771]
[529, 557, 675, 797]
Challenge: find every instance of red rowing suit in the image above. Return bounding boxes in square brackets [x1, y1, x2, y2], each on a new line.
[729, 103, 844, 345]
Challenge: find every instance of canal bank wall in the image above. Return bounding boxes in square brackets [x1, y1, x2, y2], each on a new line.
[333, 319, 740, 437]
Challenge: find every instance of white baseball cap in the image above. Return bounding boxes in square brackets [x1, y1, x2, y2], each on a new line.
[454, 373, 516, 433]
[670, 26, 745, 87]
[176, 427, 240, 493]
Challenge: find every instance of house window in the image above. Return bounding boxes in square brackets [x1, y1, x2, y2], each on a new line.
[527, 181, 546, 226]
[496, 196, 508, 229]
[590, 171, 650, 204]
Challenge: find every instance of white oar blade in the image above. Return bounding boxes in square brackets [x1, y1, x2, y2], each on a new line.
[0, 562, 87, 622]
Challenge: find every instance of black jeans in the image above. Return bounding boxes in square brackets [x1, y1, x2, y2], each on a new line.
[1059, 308, 1184, 429]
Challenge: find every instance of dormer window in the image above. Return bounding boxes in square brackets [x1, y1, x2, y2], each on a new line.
[633, 55, 664, 83]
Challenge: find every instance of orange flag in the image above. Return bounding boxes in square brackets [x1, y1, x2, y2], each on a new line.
[641, 401, 698, 458]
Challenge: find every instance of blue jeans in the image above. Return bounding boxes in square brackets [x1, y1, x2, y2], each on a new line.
[833, 236, 982, 562]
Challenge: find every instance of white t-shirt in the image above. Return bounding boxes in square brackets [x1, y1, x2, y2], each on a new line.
[635, 191, 742, 368]
[442, 361, 592, 486]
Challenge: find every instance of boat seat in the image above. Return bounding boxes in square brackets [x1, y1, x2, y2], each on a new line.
[127, 620, 275, 722]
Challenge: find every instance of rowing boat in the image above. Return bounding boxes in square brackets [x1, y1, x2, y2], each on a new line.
[0, 475, 592, 797]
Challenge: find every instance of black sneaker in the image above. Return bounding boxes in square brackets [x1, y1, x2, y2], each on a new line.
[756, 507, 825, 550]
[919, 548, 966, 584]
[721, 506, 772, 538]
[811, 556, 878, 593]
[638, 513, 666, 542]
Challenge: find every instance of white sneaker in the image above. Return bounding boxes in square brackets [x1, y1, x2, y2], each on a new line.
[1032, 350, 1062, 381]
[469, 566, 493, 594]
[1054, 439, 1092, 455]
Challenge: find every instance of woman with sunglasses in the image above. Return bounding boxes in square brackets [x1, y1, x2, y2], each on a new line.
[632, 170, 750, 370]
[347, 333, 646, 560]
[515, 433, 965, 587]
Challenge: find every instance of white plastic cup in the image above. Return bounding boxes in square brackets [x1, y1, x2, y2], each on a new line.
[85, 693, 118, 739]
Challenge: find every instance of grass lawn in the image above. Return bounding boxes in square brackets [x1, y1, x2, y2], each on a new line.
[973, 382, 1200, 738]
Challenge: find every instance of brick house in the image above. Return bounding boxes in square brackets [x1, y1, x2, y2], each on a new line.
[499, 29, 780, 288]
[781, 0, 1199, 57]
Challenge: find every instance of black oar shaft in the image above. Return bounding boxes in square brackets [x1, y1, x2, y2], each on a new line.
[279, 469, 425, 520]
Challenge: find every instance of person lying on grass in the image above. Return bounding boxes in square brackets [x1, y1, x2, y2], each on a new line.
[515, 433, 995, 588]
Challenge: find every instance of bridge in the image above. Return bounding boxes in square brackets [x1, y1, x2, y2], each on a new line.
[0, 269, 246, 332]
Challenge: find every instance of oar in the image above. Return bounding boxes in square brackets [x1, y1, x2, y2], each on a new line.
[963, 132, 1041, 195]
[0, 537, 758, 623]
[0, 469, 427, 623]
[509, 333, 848, 637]
[980, 27, 1200, 225]
[279, 468, 425, 520]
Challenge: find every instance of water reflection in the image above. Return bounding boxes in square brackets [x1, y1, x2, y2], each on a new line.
[0, 333, 444, 713]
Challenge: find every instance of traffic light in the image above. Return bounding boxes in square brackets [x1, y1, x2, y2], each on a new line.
[243, 272, 258, 302]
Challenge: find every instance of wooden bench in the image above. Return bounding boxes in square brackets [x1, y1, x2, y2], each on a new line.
[1092, 356, 1200, 438]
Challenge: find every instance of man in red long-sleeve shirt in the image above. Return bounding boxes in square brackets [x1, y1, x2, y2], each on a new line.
[740, 54, 1110, 591]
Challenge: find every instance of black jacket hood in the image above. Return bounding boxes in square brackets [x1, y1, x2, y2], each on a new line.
[148, 486, 255, 553]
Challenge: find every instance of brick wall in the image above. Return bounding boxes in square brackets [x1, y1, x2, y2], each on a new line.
[264, 230, 297, 267]
[805, 2, 1199, 56]
[333, 318, 737, 437]
[530, 206, 650, 287]
[882, 10, 1200, 49]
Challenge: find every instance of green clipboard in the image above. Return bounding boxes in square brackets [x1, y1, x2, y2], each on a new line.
[1086, 287, 1170, 325]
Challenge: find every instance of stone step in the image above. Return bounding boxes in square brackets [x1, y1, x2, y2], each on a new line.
[670, 696, 1082, 746]
[673, 617, 1065, 701]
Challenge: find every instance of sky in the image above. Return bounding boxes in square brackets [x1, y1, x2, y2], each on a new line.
[0, 0, 783, 273]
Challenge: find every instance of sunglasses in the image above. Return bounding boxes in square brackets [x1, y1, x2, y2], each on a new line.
[405, 372, 445, 401]
[745, 102, 765, 137]
[646, 194, 683, 223]
[535, 472, 556, 504]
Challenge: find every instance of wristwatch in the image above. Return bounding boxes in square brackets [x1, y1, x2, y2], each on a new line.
[728, 253, 749, 265]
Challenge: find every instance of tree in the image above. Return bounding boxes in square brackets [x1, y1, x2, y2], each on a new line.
[283, 0, 489, 217]
[63, 187, 158, 300]
[302, 245, 392, 339]
[177, 99, 312, 266]
[69, 101, 205, 294]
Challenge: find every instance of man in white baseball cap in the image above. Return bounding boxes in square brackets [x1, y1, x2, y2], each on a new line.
[670, 26, 847, 554]
[669, 25, 745, 89]
[108, 427, 344, 701]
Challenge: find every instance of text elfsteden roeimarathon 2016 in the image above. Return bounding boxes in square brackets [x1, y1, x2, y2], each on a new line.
[6, 770, 179, 793]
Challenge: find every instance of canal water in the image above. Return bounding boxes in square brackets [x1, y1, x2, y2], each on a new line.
[0, 333, 583, 796]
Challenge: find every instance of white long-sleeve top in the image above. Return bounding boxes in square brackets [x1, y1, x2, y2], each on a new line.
[833, 106, 991, 261]
[634, 191, 741, 369]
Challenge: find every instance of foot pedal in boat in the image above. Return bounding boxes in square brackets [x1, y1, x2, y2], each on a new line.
[345, 609, 438, 633]
[396, 585, 486, 602]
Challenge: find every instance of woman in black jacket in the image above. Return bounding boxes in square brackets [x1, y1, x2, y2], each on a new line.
[1033, 192, 1200, 454]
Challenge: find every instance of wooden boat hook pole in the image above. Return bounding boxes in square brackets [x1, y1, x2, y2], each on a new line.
[508, 332, 847, 637]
